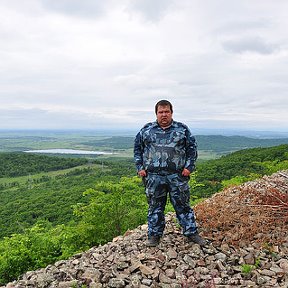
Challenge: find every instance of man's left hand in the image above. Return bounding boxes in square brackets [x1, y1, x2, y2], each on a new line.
[182, 168, 191, 177]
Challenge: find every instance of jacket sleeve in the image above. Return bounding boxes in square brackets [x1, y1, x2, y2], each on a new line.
[184, 128, 198, 172]
[134, 131, 145, 172]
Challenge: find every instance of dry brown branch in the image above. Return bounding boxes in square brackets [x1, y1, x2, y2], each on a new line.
[279, 172, 288, 178]
[248, 204, 288, 209]
[195, 171, 288, 247]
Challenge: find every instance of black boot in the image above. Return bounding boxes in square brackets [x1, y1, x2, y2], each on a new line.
[187, 233, 206, 246]
[146, 235, 160, 247]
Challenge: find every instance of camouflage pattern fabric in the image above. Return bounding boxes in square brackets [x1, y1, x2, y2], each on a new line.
[134, 120, 197, 174]
[145, 172, 198, 237]
[134, 120, 198, 237]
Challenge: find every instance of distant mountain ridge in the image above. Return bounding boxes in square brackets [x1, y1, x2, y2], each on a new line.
[85, 135, 288, 154]
[195, 135, 288, 153]
[1, 130, 288, 154]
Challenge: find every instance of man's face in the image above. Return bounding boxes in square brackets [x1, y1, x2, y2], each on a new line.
[156, 105, 173, 128]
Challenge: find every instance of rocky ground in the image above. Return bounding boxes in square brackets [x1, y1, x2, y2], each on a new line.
[3, 171, 288, 287]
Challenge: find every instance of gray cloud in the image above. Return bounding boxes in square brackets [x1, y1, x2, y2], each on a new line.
[40, 0, 108, 18]
[222, 37, 279, 55]
[127, 0, 175, 22]
[215, 19, 272, 35]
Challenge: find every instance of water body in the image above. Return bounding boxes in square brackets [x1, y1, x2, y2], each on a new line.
[24, 149, 113, 155]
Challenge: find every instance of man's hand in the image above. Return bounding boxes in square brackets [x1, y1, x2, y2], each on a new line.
[182, 168, 191, 177]
[138, 170, 147, 177]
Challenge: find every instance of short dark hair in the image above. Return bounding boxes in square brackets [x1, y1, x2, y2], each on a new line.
[155, 100, 173, 114]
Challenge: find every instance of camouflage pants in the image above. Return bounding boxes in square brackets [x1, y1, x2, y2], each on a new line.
[145, 173, 198, 237]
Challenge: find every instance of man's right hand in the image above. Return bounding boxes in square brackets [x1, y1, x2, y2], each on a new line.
[138, 170, 147, 177]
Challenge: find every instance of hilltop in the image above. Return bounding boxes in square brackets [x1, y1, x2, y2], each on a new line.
[3, 171, 288, 288]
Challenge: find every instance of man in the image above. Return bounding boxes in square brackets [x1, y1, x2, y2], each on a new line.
[134, 100, 206, 247]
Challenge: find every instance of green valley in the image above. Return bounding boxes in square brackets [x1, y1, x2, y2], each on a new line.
[0, 131, 288, 285]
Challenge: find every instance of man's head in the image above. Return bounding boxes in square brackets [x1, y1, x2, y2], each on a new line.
[155, 100, 173, 128]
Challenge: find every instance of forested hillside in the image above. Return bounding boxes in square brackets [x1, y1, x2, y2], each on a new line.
[0, 145, 288, 285]
[0, 153, 88, 177]
[194, 144, 288, 197]
[0, 156, 135, 238]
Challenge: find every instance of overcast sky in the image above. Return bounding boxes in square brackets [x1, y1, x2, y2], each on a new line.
[1, 0, 288, 132]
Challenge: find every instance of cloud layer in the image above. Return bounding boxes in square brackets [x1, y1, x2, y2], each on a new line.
[1, 0, 288, 131]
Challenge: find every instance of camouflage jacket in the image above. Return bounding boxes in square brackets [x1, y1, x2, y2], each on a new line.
[134, 120, 198, 174]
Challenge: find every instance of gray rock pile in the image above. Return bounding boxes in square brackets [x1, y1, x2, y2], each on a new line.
[3, 171, 288, 287]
